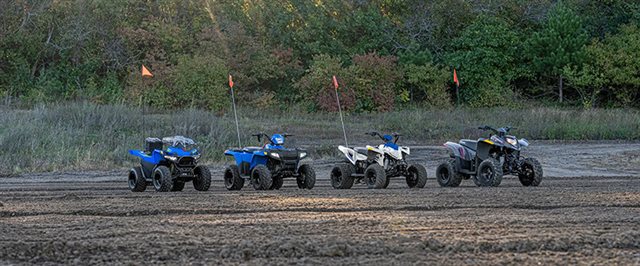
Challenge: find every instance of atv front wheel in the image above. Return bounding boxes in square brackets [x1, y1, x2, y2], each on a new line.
[365, 164, 387, 189]
[224, 165, 244, 190]
[383, 174, 391, 188]
[128, 167, 147, 192]
[270, 178, 284, 190]
[251, 165, 273, 190]
[297, 164, 316, 189]
[518, 158, 543, 187]
[330, 163, 355, 189]
[193, 165, 212, 191]
[436, 160, 462, 187]
[152, 166, 172, 192]
[405, 164, 428, 188]
[475, 158, 503, 187]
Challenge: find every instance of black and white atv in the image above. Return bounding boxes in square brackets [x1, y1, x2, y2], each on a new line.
[437, 126, 543, 187]
[330, 132, 428, 189]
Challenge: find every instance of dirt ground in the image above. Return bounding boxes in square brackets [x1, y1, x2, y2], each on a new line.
[1, 142, 639, 265]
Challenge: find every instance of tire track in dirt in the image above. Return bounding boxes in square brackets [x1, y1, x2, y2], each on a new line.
[2, 202, 639, 218]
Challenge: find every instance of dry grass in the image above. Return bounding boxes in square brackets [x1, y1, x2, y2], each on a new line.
[1, 103, 638, 175]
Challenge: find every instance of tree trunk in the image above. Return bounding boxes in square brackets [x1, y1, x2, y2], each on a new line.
[558, 75, 564, 103]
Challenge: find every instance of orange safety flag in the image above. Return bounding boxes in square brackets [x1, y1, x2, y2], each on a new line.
[332, 75, 339, 90]
[141, 65, 153, 77]
[228, 74, 234, 88]
[453, 68, 459, 87]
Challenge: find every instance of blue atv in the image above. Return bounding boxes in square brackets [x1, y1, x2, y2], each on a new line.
[223, 133, 315, 190]
[128, 136, 211, 192]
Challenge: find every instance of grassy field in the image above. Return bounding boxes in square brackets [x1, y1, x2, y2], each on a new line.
[1, 103, 639, 175]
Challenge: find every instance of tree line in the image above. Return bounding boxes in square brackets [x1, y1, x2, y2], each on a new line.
[1, 0, 639, 111]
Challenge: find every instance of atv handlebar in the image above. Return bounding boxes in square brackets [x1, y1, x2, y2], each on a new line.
[252, 132, 293, 144]
[478, 126, 516, 136]
[365, 131, 401, 143]
[252, 132, 270, 144]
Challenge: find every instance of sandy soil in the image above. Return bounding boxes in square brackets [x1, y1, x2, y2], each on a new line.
[1, 142, 639, 265]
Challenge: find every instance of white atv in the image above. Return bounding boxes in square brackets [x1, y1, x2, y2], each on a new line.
[330, 132, 428, 189]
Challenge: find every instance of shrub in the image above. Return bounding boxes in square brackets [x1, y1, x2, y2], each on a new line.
[348, 53, 401, 112]
[403, 63, 451, 107]
[172, 54, 229, 111]
[294, 54, 355, 112]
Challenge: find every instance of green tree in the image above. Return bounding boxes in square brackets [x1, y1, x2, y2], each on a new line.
[446, 16, 520, 107]
[526, 1, 588, 103]
[564, 23, 640, 107]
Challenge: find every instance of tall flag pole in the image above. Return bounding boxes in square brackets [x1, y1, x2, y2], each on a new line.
[453, 68, 460, 106]
[141, 65, 153, 144]
[333, 75, 348, 147]
[229, 74, 241, 148]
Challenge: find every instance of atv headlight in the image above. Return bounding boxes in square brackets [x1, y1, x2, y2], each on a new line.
[299, 152, 307, 159]
[269, 153, 280, 159]
[163, 155, 178, 161]
[507, 138, 518, 146]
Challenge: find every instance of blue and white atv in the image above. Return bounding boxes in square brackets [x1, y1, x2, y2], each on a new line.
[128, 136, 211, 192]
[330, 132, 428, 189]
[223, 133, 315, 190]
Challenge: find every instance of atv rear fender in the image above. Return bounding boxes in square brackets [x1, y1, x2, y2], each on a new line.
[365, 145, 385, 166]
[443, 142, 475, 161]
[338, 145, 367, 165]
[129, 149, 163, 164]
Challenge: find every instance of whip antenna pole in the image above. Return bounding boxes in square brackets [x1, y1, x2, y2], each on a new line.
[140, 65, 154, 144]
[229, 75, 241, 148]
[333, 75, 348, 147]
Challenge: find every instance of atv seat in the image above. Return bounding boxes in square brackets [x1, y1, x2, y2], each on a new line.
[145, 137, 163, 153]
[354, 147, 369, 154]
[459, 139, 477, 151]
[242, 146, 262, 153]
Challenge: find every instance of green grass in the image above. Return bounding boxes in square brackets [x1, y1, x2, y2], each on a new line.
[1, 103, 639, 175]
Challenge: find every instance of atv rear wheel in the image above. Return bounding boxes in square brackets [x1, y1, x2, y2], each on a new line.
[365, 164, 387, 189]
[171, 181, 185, 191]
[270, 178, 284, 190]
[128, 167, 147, 192]
[224, 164, 244, 190]
[193, 165, 212, 191]
[251, 165, 272, 190]
[475, 158, 503, 187]
[330, 163, 355, 189]
[405, 164, 428, 188]
[296, 164, 316, 189]
[152, 166, 172, 192]
[519, 157, 543, 186]
[436, 159, 462, 187]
